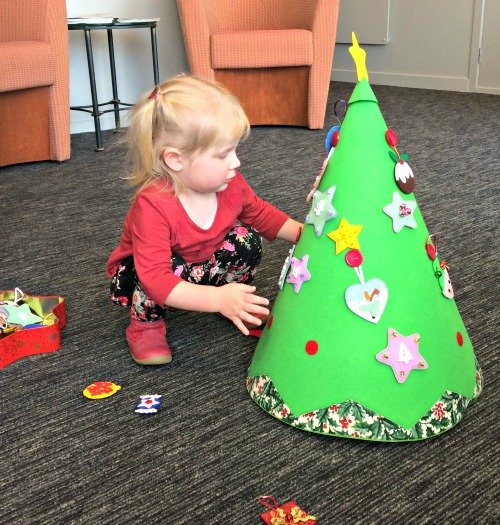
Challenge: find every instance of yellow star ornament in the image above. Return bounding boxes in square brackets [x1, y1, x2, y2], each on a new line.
[327, 217, 363, 254]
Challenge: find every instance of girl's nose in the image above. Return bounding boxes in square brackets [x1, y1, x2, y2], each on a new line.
[230, 154, 241, 170]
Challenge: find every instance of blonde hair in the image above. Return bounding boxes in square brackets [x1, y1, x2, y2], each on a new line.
[125, 74, 250, 194]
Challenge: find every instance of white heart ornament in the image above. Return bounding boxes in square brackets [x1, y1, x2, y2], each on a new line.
[345, 278, 388, 324]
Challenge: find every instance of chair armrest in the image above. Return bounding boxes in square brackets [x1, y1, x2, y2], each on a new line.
[177, 0, 214, 79]
[308, 0, 340, 128]
[45, 0, 69, 78]
[0, 0, 48, 42]
[311, 0, 339, 57]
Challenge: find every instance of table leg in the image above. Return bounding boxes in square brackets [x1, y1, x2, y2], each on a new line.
[83, 29, 104, 151]
[150, 27, 160, 86]
[107, 29, 122, 133]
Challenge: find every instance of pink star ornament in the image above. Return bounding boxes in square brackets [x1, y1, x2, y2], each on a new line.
[376, 328, 428, 383]
[287, 254, 311, 293]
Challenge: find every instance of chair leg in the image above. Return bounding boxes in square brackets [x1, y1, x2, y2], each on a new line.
[0, 87, 50, 167]
[215, 67, 309, 127]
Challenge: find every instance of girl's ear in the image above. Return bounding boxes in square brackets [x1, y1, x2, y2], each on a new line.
[162, 148, 184, 172]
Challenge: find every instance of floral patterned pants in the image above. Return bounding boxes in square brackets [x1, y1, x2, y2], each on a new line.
[110, 226, 262, 322]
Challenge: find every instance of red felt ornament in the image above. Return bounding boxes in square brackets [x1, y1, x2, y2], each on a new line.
[385, 128, 398, 147]
[305, 340, 319, 355]
[259, 496, 317, 525]
[425, 235, 438, 261]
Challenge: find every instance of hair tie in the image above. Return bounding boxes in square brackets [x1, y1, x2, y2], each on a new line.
[149, 87, 160, 101]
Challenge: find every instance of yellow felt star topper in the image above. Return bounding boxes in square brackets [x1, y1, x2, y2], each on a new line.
[349, 32, 369, 82]
[327, 217, 363, 254]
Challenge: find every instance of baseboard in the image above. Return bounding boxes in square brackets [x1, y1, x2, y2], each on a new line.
[474, 86, 500, 95]
[332, 68, 471, 92]
[70, 113, 121, 135]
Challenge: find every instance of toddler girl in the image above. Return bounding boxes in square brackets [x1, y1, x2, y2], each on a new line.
[106, 75, 302, 365]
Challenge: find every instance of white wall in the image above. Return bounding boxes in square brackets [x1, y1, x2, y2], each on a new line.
[333, 0, 481, 92]
[67, 0, 188, 134]
[67, 0, 494, 135]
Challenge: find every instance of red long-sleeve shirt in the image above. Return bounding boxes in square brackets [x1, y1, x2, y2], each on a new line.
[106, 171, 289, 305]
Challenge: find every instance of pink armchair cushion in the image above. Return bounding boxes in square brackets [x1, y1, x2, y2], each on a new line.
[211, 29, 313, 69]
[177, 0, 340, 129]
[0, 42, 55, 91]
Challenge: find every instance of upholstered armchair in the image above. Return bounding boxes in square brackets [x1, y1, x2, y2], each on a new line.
[0, 0, 70, 166]
[177, 0, 339, 129]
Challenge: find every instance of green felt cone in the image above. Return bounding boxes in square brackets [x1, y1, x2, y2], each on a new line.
[246, 78, 482, 442]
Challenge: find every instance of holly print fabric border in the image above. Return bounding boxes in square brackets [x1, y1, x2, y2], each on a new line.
[247, 365, 483, 442]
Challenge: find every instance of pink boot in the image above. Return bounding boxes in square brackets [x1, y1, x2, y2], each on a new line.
[126, 318, 172, 365]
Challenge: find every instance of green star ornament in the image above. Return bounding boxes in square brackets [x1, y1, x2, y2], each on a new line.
[383, 191, 417, 233]
[3, 302, 43, 326]
[305, 185, 337, 237]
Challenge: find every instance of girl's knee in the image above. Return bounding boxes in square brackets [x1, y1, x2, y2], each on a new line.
[228, 226, 262, 257]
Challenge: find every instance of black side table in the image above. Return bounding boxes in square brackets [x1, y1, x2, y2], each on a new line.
[69, 19, 160, 151]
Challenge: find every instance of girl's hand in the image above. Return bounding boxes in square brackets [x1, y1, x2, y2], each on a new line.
[215, 284, 269, 335]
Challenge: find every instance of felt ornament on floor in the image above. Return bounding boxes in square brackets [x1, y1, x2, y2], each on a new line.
[83, 381, 122, 399]
[135, 395, 162, 414]
[258, 496, 316, 525]
[246, 32, 482, 442]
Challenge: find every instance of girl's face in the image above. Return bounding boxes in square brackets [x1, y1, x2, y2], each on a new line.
[180, 140, 241, 194]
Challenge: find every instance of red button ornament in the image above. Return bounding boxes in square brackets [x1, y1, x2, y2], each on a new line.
[332, 129, 340, 147]
[456, 331, 464, 346]
[345, 249, 363, 268]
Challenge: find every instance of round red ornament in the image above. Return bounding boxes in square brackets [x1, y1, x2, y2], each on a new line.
[345, 249, 363, 268]
[332, 130, 340, 147]
[305, 340, 319, 355]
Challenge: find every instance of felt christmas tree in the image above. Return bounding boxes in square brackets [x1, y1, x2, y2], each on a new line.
[246, 34, 482, 442]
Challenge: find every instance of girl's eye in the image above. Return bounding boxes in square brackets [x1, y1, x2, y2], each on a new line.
[218, 150, 234, 159]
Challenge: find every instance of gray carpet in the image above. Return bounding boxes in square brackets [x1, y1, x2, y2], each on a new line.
[1, 82, 499, 524]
